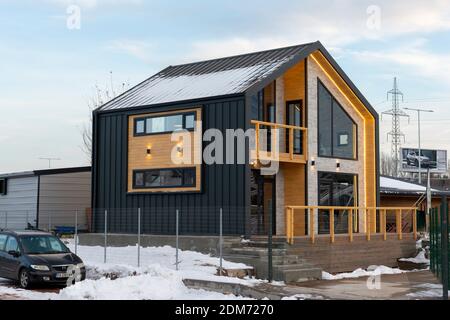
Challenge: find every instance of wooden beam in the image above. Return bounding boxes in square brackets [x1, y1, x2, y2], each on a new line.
[330, 208, 335, 243]
[309, 208, 315, 244]
[348, 209, 353, 242]
[413, 209, 417, 240]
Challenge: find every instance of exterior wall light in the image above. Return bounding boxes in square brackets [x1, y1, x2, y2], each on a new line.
[310, 157, 316, 170]
[146, 146, 152, 155]
[336, 160, 341, 171]
[177, 146, 183, 154]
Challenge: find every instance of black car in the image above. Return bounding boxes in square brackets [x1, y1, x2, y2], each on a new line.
[0, 230, 86, 288]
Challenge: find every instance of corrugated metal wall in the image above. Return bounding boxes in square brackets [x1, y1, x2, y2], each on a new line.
[38, 171, 91, 230]
[93, 96, 249, 235]
[0, 176, 38, 229]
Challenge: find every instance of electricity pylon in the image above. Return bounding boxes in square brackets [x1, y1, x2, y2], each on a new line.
[381, 77, 409, 177]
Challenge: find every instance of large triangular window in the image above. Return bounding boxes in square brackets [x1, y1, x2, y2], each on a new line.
[318, 80, 357, 159]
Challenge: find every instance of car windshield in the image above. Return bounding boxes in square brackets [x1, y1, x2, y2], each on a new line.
[20, 235, 70, 254]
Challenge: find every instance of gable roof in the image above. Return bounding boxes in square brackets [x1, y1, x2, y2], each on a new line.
[0, 166, 91, 179]
[98, 42, 315, 112]
[96, 41, 377, 119]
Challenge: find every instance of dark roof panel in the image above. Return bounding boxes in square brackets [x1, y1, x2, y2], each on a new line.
[98, 43, 315, 111]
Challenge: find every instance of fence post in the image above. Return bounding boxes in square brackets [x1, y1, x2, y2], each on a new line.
[138, 208, 141, 268]
[5, 211, 8, 229]
[219, 208, 223, 276]
[175, 209, 179, 271]
[268, 201, 273, 282]
[26, 211, 29, 229]
[441, 196, 448, 300]
[75, 209, 78, 255]
[48, 210, 51, 232]
[104, 209, 107, 264]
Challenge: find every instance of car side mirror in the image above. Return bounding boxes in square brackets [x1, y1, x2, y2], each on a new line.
[8, 250, 20, 258]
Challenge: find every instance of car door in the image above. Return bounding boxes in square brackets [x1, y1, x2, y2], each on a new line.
[3, 236, 21, 279]
[0, 234, 9, 278]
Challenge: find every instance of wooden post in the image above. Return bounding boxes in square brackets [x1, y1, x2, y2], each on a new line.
[383, 209, 387, 241]
[310, 208, 315, 244]
[255, 123, 260, 160]
[285, 207, 290, 244]
[304, 129, 308, 159]
[366, 208, 371, 241]
[397, 209, 403, 240]
[348, 209, 353, 242]
[413, 209, 417, 240]
[272, 125, 277, 160]
[330, 209, 335, 243]
[289, 128, 294, 160]
[292, 207, 295, 243]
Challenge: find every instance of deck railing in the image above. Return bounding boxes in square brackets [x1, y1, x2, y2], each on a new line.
[285, 206, 418, 245]
[251, 120, 308, 163]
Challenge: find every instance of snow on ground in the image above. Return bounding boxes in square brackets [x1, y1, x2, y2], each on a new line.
[407, 283, 450, 299]
[0, 243, 266, 300]
[322, 265, 407, 280]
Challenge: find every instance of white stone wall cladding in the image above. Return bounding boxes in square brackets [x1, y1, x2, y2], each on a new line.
[306, 57, 366, 231]
[275, 77, 285, 235]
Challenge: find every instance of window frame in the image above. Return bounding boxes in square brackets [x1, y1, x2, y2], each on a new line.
[317, 79, 358, 160]
[0, 234, 8, 251]
[132, 167, 197, 190]
[133, 111, 196, 137]
[0, 178, 6, 196]
[5, 235, 20, 253]
[317, 171, 358, 207]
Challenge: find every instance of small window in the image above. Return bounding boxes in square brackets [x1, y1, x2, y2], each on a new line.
[5, 236, 19, 252]
[133, 168, 196, 189]
[0, 235, 8, 251]
[185, 114, 195, 130]
[135, 112, 197, 136]
[135, 119, 145, 134]
[0, 179, 6, 196]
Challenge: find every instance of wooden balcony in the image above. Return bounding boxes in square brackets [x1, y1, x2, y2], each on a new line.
[285, 206, 418, 245]
[251, 120, 308, 164]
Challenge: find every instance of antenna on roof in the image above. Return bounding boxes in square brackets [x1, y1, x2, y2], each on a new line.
[38, 157, 61, 169]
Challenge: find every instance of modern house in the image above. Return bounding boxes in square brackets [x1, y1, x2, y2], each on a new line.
[0, 167, 91, 231]
[92, 41, 379, 233]
[91, 42, 418, 276]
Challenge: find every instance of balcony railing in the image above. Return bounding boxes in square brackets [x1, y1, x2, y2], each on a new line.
[251, 120, 308, 164]
[285, 206, 418, 245]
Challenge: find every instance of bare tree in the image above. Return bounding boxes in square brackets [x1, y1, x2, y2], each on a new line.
[81, 72, 129, 162]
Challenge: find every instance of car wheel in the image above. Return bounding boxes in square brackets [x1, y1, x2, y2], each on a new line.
[19, 269, 31, 289]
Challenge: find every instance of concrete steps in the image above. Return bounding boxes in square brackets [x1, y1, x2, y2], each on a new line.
[223, 240, 322, 283]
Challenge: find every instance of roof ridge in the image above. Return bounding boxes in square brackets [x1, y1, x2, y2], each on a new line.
[164, 42, 317, 70]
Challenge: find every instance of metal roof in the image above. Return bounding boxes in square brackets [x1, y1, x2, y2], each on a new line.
[0, 166, 91, 179]
[98, 42, 315, 112]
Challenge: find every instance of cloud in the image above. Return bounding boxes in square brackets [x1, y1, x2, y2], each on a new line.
[44, 0, 143, 10]
[182, 0, 450, 61]
[349, 39, 450, 85]
[107, 40, 154, 62]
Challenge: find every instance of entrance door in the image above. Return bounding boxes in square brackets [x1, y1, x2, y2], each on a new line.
[250, 170, 276, 235]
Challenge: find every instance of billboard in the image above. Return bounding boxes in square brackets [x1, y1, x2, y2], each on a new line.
[401, 148, 448, 173]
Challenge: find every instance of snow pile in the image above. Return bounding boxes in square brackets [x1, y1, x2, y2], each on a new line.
[282, 294, 324, 300]
[0, 244, 262, 300]
[399, 250, 430, 265]
[322, 265, 405, 280]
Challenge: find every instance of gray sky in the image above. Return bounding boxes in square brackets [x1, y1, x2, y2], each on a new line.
[1, 0, 450, 173]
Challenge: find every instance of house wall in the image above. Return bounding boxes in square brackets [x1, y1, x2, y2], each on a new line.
[0, 176, 38, 229]
[307, 52, 377, 233]
[127, 108, 202, 193]
[93, 96, 249, 235]
[37, 171, 91, 231]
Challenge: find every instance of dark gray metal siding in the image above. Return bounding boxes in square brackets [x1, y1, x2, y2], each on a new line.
[93, 96, 249, 235]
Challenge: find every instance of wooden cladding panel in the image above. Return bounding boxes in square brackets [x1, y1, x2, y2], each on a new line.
[127, 108, 202, 193]
[283, 163, 306, 235]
